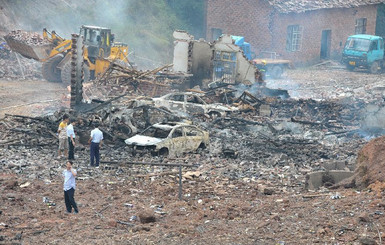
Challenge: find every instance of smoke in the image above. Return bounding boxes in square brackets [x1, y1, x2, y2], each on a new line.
[0, 0, 206, 69]
[233, 82, 290, 99]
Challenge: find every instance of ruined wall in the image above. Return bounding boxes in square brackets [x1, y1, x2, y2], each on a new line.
[270, 5, 378, 66]
[206, 0, 273, 54]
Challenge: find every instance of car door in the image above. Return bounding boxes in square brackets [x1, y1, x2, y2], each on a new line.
[168, 127, 187, 157]
[368, 39, 382, 63]
[182, 126, 204, 152]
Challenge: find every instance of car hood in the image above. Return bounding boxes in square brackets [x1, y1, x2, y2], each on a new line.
[125, 135, 164, 146]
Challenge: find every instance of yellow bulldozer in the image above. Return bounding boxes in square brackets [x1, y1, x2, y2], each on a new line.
[5, 25, 129, 84]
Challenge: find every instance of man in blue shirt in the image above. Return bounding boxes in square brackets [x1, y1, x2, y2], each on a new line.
[63, 161, 78, 213]
[88, 122, 103, 168]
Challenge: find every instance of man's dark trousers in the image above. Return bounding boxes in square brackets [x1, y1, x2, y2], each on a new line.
[90, 142, 100, 166]
[64, 188, 78, 213]
[68, 138, 75, 160]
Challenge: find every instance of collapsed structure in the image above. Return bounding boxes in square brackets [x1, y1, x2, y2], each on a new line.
[172, 30, 262, 89]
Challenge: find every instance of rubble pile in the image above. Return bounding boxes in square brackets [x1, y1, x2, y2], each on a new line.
[91, 63, 184, 99]
[1, 95, 369, 190]
[0, 38, 42, 80]
[4, 30, 51, 46]
[3, 65, 385, 243]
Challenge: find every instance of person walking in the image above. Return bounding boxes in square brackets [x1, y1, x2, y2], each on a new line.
[63, 161, 78, 214]
[66, 118, 76, 160]
[88, 122, 103, 168]
[57, 114, 69, 159]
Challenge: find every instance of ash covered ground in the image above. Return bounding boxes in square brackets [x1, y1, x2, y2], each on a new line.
[2, 52, 385, 244]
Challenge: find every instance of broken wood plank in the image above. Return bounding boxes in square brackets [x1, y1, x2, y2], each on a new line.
[116, 220, 135, 227]
[5, 114, 55, 124]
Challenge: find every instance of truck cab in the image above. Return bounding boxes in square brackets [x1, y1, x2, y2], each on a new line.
[342, 34, 384, 73]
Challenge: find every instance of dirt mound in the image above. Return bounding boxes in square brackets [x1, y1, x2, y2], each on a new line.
[341, 136, 385, 189]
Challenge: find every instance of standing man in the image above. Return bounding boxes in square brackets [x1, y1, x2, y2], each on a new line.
[58, 114, 69, 159]
[88, 122, 103, 168]
[66, 118, 76, 160]
[63, 161, 78, 214]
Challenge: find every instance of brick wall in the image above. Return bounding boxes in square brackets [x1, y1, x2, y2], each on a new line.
[206, 0, 379, 66]
[271, 5, 378, 65]
[206, 0, 273, 54]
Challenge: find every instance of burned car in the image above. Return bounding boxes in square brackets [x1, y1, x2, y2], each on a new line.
[152, 92, 238, 118]
[124, 122, 209, 157]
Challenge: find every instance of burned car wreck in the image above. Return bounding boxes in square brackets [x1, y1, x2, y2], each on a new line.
[124, 122, 209, 157]
[153, 92, 238, 118]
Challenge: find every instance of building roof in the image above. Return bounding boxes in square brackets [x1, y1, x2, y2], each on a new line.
[268, 0, 385, 13]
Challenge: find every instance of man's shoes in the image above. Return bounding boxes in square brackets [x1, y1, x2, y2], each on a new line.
[66, 211, 71, 214]
[95, 166, 99, 169]
[74, 211, 79, 214]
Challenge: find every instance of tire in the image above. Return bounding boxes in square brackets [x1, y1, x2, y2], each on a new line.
[209, 111, 221, 120]
[270, 65, 283, 79]
[159, 148, 169, 157]
[370, 61, 379, 74]
[346, 64, 355, 71]
[42, 55, 63, 82]
[61, 60, 90, 86]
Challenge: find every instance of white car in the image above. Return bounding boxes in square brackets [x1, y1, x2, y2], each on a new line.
[152, 92, 238, 118]
[125, 122, 209, 157]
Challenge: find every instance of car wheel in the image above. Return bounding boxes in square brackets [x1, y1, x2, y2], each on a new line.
[159, 148, 169, 157]
[131, 145, 137, 157]
[370, 61, 379, 74]
[209, 111, 221, 120]
[197, 143, 207, 154]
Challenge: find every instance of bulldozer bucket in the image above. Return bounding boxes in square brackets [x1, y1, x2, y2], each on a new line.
[4, 36, 53, 61]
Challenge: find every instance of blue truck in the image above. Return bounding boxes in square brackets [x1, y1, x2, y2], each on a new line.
[342, 34, 384, 73]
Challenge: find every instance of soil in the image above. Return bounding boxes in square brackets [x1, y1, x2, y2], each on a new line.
[0, 79, 68, 118]
[2, 67, 385, 244]
[343, 135, 385, 189]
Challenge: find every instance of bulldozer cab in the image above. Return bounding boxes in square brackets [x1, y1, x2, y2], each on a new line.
[80, 25, 112, 62]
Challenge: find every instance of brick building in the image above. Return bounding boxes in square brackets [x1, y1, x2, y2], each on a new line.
[206, 0, 385, 66]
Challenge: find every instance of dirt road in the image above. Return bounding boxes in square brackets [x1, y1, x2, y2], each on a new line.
[0, 79, 68, 118]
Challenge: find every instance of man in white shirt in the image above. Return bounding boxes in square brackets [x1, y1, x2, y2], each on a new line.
[88, 122, 103, 167]
[66, 118, 77, 160]
[63, 161, 78, 213]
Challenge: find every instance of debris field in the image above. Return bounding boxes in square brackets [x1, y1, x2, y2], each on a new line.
[2, 34, 385, 245]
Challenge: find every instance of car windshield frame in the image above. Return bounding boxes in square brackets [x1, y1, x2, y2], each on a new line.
[140, 126, 172, 139]
[345, 38, 371, 52]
